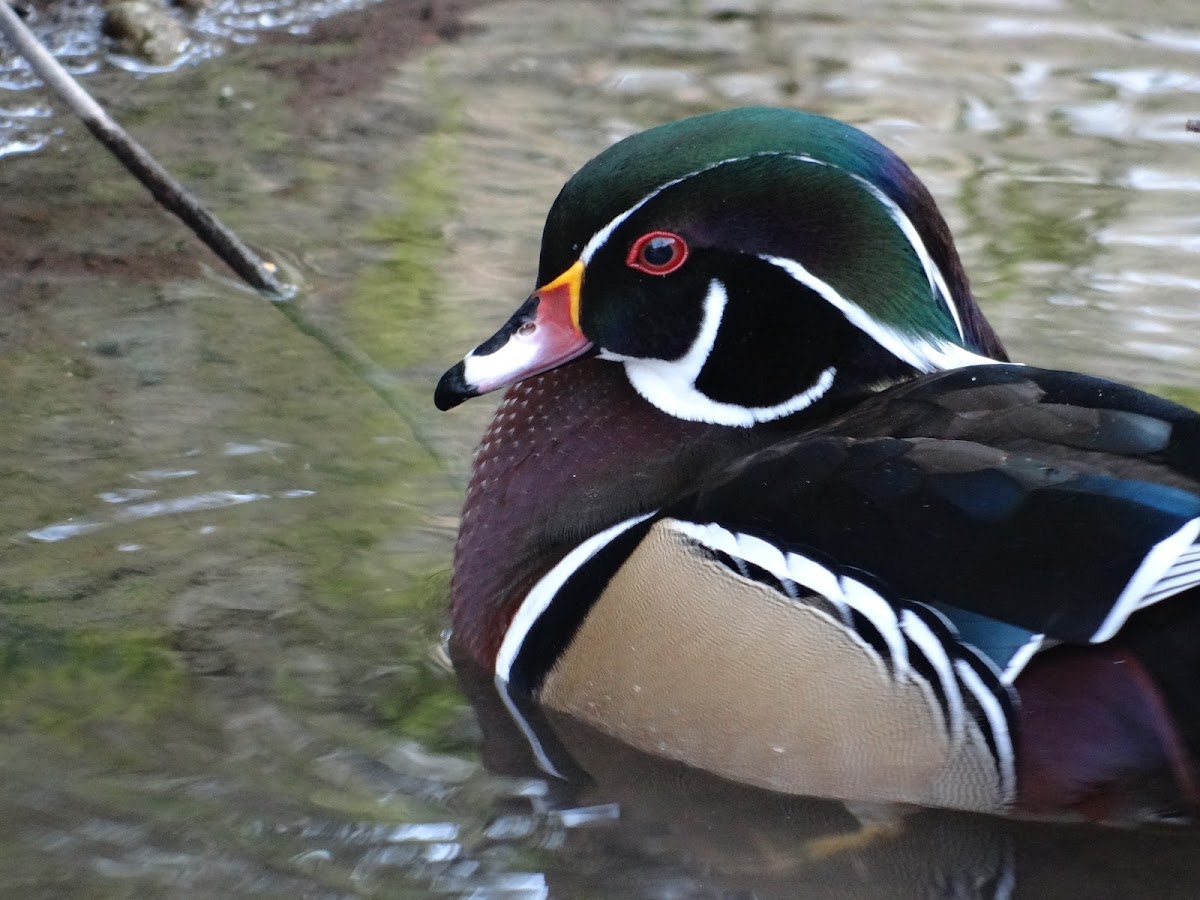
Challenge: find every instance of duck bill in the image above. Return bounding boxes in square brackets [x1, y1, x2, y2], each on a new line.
[435, 262, 591, 410]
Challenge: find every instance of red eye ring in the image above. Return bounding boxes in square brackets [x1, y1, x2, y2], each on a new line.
[626, 231, 688, 276]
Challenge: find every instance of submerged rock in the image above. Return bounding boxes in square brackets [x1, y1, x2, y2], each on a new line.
[102, 0, 188, 65]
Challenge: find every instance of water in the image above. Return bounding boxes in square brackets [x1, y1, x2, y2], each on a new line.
[3, 0, 1200, 894]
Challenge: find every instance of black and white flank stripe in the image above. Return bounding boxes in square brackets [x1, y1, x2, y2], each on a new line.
[667, 519, 1019, 800]
[493, 503, 1200, 803]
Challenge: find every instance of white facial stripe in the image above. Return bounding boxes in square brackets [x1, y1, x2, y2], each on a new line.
[581, 183, 670, 264]
[609, 276, 726, 394]
[495, 512, 656, 684]
[742, 151, 964, 341]
[836, 164, 965, 341]
[759, 255, 996, 374]
[578, 150, 964, 342]
[579, 155, 759, 264]
[600, 280, 838, 426]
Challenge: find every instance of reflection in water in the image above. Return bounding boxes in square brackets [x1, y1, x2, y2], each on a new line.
[26, 489, 316, 542]
[4, 0, 1200, 894]
[458, 655, 1200, 899]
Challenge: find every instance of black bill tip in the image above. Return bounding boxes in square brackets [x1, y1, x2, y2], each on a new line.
[434, 361, 477, 411]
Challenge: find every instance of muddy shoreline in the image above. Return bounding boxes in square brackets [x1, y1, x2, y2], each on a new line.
[0, 0, 496, 282]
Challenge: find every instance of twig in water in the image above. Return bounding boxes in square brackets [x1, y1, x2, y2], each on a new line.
[0, 0, 285, 295]
[0, 1, 458, 481]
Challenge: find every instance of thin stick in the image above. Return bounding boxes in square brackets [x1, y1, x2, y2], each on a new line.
[0, 0, 285, 295]
[271, 300, 456, 473]
[0, 1, 458, 480]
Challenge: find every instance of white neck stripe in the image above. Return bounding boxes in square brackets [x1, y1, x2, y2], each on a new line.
[831, 162, 965, 341]
[495, 512, 656, 684]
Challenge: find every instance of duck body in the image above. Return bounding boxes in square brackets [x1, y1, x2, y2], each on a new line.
[436, 108, 1200, 819]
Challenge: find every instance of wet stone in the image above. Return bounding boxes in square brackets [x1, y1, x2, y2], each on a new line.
[102, 0, 188, 64]
[312, 749, 451, 801]
[484, 814, 537, 841]
[222, 703, 313, 759]
[381, 739, 479, 784]
[169, 564, 299, 628]
[284, 648, 340, 701]
[91, 339, 125, 358]
[289, 848, 333, 872]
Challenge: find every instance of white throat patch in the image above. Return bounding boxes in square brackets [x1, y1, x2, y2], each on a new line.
[599, 279, 838, 427]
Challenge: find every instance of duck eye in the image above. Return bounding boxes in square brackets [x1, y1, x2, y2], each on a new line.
[627, 231, 688, 276]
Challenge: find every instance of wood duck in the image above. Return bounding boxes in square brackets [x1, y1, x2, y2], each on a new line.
[434, 107, 1200, 820]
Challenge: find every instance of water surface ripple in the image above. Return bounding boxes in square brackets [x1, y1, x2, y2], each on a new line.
[3, 0, 1200, 896]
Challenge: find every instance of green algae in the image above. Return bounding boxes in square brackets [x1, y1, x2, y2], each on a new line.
[350, 98, 464, 371]
[0, 627, 187, 743]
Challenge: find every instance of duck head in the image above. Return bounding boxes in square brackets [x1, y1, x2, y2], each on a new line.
[436, 107, 1006, 426]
